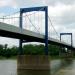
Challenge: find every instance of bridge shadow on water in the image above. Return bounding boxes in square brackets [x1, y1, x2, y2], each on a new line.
[17, 69, 51, 75]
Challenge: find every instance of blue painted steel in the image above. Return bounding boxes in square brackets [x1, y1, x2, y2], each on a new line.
[19, 12, 22, 29]
[19, 6, 48, 55]
[19, 10, 23, 55]
[19, 39, 23, 55]
[45, 7, 48, 55]
[71, 34, 72, 47]
[60, 33, 72, 35]
[60, 33, 73, 47]
[60, 34, 61, 41]
[20, 6, 47, 13]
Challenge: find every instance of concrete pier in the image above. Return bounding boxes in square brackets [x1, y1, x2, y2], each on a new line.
[59, 48, 73, 61]
[17, 55, 50, 75]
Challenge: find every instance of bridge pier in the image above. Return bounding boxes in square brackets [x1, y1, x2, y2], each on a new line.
[17, 6, 50, 75]
[17, 55, 50, 75]
[59, 47, 73, 60]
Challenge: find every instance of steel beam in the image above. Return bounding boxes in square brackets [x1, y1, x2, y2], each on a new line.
[19, 6, 48, 55]
[45, 7, 48, 55]
[60, 33, 73, 47]
[19, 10, 23, 55]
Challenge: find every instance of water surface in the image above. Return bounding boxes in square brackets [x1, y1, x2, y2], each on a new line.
[0, 59, 75, 75]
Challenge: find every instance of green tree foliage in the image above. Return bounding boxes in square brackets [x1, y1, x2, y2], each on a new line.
[0, 45, 4, 56]
[0, 44, 18, 58]
[23, 44, 45, 55]
[48, 44, 60, 56]
[0, 44, 61, 58]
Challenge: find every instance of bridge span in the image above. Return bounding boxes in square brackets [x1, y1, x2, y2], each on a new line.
[0, 22, 74, 50]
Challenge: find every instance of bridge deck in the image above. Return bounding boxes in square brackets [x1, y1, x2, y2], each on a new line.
[0, 22, 74, 49]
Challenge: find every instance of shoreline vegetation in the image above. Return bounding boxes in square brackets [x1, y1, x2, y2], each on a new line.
[0, 44, 74, 60]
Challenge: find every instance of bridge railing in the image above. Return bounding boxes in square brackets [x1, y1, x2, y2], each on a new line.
[0, 8, 73, 47]
[0, 11, 46, 35]
[0, 13, 20, 27]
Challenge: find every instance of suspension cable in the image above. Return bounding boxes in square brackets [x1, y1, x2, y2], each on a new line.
[0, 7, 45, 19]
[48, 16, 60, 38]
[0, 7, 46, 34]
[0, 11, 20, 18]
[25, 15, 40, 33]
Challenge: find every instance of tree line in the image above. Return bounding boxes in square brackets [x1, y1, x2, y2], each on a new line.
[0, 44, 60, 58]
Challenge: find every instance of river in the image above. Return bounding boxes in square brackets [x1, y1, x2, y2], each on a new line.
[0, 59, 75, 75]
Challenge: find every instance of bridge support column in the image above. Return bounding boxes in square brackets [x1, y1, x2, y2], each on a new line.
[65, 49, 73, 60]
[18, 6, 50, 75]
[59, 47, 73, 60]
[19, 39, 23, 55]
[17, 55, 50, 75]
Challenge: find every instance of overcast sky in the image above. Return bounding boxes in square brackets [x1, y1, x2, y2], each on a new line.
[0, 0, 75, 47]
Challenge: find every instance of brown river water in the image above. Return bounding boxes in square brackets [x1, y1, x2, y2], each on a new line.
[0, 59, 75, 75]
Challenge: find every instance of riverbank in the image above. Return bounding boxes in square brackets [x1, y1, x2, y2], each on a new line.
[0, 56, 60, 60]
[0, 56, 17, 60]
[0, 55, 74, 60]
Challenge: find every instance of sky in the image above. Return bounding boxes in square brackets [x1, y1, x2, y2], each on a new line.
[0, 0, 75, 47]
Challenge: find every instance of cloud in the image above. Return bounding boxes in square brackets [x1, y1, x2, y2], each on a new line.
[0, 0, 75, 9]
[0, 0, 75, 46]
[48, 4, 75, 28]
[0, 0, 9, 7]
[12, 0, 75, 8]
[0, 37, 19, 47]
[60, 6, 75, 26]
[0, 0, 18, 8]
[14, 0, 45, 8]
[48, 4, 72, 24]
[0, 13, 6, 17]
[47, 3, 75, 46]
[44, 0, 75, 6]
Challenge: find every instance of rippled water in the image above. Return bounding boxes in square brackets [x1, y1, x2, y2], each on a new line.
[0, 60, 17, 75]
[0, 59, 75, 75]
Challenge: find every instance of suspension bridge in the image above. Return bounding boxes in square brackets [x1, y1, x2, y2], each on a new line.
[0, 6, 74, 54]
[0, 6, 75, 75]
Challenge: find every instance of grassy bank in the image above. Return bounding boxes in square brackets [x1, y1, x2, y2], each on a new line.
[0, 54, 74, 60]
[0, 56, 17, 60]
[0, 55, 61, 60]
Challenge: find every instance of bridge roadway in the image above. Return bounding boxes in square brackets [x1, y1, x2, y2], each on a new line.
[0, 22, 75, 50]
